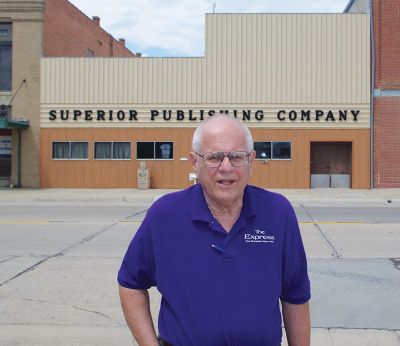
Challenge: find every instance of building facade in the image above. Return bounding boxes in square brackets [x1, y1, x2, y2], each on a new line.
[346, 0, 400, 188]
[0, 0, 134, 188]
[4, 0, 398, 189]
[40, 13, 371, 189]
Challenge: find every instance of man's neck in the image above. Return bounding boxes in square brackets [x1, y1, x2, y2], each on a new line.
[204, 196, 243, 232]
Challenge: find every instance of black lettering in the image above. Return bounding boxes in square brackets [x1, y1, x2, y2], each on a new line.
[85, 110, 93, 121]
[162, 110, 171, 120]
[233, 110, 238, 118]
[129, 110, 138, 121]
[177, 110, 184, 121]
[208, 110, 215, 117]
[199, 110, 205, 121]
[351, 110, 360, 121]
[73, 110, 82, 121]
[97, 110, 105, 121]
[277, 110, 286, 121]
[188, 110, 197, 121]
[151, 110, 159, 120]
[108, 110, 113, 121]
[301, 110, 311, 121]
[288, 110, 297, 121]
[255, 110, 264, 121]
[242, 110, 251, 121]
[49, 110, 57, 120]
[315, 110, 324, 121]
[325, 111, 335, 121]
[60, 110, 69, 120]
[117, 110, 125, 121]
[339, 110, 347, 121]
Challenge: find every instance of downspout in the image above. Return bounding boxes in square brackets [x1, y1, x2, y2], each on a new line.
[369, 0, 375, 189]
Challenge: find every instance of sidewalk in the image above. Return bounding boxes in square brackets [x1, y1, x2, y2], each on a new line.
[0, 326, 399, 345]
[1, 187, 400, 204]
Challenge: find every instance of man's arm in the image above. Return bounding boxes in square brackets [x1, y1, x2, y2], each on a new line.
[119, 285, 159, 346]
[282, 301, 310, 346]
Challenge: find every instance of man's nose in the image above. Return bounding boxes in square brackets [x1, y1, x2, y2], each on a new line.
[219, 156, 234, 170]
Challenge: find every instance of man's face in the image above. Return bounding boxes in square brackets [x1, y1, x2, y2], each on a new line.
[190, 119, 254, 207]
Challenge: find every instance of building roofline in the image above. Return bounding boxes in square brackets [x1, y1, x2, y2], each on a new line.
[58, 0, 137, 56]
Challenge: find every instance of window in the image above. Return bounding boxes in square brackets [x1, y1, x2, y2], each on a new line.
[272, 142, 291, 159]
[137, 141, 173, 160]
[254, 141, 292, 160]
[87, 48, 94, 57]
[155, 142, 173, 159]
[52, 142, 88, 160]
[254, 142, 271, 159]
[0, 105, 11, 119]
[94, 141, 131, 160]
[0, 24, 12, 91]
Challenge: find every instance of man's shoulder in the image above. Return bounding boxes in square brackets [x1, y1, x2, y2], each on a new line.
[247, 185, 294, 212]
[148, 185, 199, 215]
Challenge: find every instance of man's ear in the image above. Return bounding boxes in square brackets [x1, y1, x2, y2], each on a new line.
[249, 150, 256, 165]
[248, 151, 256, 177]
[189, 152, 198, 171]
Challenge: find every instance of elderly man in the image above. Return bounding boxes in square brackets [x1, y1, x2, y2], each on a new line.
[118, 115, 311, 346]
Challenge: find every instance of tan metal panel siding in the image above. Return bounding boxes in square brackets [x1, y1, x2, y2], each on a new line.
[363, 15, 370, 104]
[206, 13, 370, 104]
[41, 13, 370, 106]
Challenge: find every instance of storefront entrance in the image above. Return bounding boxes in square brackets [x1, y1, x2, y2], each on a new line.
[310, 142, 352, 188]
[0, 129, 12, 187]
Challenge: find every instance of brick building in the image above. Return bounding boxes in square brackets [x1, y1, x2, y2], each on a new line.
[0, 0, 135, 188]
[43, 0, 134, 58]
[346, 0, 400, 188]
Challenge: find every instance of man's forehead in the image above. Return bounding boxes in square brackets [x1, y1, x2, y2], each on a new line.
[201, 133, 248, 152]
[202, 118, 244, 137]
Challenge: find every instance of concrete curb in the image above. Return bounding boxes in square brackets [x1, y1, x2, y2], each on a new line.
[1, 187, 400, 204]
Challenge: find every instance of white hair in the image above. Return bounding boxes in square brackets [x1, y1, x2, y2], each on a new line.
[192, 115, 254, 153]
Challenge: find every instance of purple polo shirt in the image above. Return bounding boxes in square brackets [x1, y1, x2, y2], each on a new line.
[118, 184, 310, 346]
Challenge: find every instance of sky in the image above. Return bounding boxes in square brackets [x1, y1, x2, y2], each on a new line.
[69, 0, 350, 57]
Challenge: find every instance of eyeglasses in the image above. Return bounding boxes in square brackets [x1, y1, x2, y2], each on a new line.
[196, 151, 251, 168]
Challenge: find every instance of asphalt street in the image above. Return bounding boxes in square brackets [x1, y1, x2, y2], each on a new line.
[0, 189, 400, 345]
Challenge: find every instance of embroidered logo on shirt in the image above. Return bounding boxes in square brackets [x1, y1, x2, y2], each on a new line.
[244, 229, 275, 243]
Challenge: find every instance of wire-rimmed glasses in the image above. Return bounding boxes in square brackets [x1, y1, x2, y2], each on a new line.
[196, 151, 251, 168]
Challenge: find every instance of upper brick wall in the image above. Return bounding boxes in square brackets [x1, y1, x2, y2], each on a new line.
[373, 0, 400, 89]
[373, 97, 400, 187]
[43, 0, 135, 57]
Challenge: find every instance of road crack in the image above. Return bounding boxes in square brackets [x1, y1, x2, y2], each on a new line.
[298, 203, 340, 258]
[0, 295, 113, 321]
[0, 208, 148, 287]
[0, 256, 16, 265]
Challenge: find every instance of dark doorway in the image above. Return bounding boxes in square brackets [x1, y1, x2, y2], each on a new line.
[0, 129, 12, 187]
[310, 142, 352, 188]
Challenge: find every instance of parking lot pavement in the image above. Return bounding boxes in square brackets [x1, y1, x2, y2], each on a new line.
[0, 187, 399, 345]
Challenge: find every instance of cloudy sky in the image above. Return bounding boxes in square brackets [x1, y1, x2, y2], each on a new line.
[69, 0, 349, 57]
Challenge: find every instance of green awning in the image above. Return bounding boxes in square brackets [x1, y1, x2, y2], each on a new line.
[0, 118, 29, 129]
